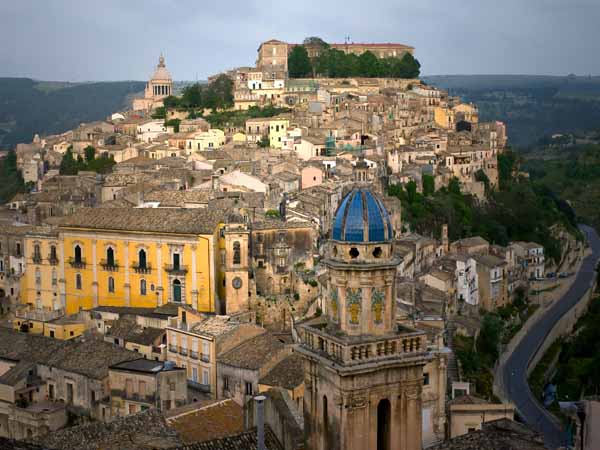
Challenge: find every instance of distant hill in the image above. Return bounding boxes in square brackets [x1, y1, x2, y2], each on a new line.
[423, 75, 600, 148]
[0, 78, 145, 148]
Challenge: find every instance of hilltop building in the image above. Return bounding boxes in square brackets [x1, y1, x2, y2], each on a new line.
[133, 55, 173, 112]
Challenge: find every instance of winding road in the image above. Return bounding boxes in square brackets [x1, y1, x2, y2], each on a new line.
[500, 225, 600, 449]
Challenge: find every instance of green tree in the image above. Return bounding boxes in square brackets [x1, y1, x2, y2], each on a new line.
[59, 148, 78, 175]
[422, 174, 435, 196]
[165, 119, 181, 133]
[163, 95, 180, 109]
[258, 134, 270, 148]
[288, 46, 312, 78]
[358, 51, 380, 77]
[477, 314, 503, 363]
[84, 145, 96, 163]
[475, 169, 490, 193]
[151, 106, 166, 119]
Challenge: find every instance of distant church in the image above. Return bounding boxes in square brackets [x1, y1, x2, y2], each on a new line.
[297, 186, 431, 450]
[132, 55, 173, 112]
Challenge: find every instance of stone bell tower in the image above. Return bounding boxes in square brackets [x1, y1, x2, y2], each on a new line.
[297, 187, 430, 450]
[222, 212, 249, 314]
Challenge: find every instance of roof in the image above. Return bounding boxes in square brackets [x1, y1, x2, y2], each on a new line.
[58, 207, 225, 235]
[258, 353, 304, 390]
[218, 333, 291, 370]
[92, 305, 173, 319]
[107, 316, 165, 346]
[452, 236, 489, 248]
[475, 254, 507, 268]
[429, 418, 546, 450]
[0, 328, 138, 380]
[167, 399, 244, 444]
[36, 409, 181, 450]
[332, 188, 393, 242]
[449, 394, 490, 406]
[175, 427, 282, 450]
[151, 55, 172, 81]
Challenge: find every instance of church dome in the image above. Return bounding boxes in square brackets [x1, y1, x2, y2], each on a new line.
[151, 55, 172, 81]
[332, 188, 393, 242]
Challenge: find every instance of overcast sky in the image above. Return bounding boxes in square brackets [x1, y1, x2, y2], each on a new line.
[1, 0, 599, 82]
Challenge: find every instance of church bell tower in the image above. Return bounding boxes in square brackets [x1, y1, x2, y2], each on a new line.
[297, 187, 431, 450]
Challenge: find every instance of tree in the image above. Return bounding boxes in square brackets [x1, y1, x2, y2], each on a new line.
[475, 169, 490, 193]
[59, 148, 78, 175]
[477, 314, 503, 363]
[358, 51, 380, 78]
[258, 134, 270, 148]
[397, 53, 421, 78]
[84, 145, 96, 163]
[288, 46, 312, 78]
[165, 119, 181, 133]
[422, 174, 435, 196]
[163, 95, 180, 109]
[151, 106, 166, 119]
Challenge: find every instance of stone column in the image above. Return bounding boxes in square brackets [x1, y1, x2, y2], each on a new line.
[124, 241, 130, 307]
[156, 243, 163, 305]
[92, 240, 98, 307]
[191, 244, 198, 310]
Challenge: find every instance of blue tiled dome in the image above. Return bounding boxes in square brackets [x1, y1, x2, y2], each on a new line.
[332, 188, 393, 242]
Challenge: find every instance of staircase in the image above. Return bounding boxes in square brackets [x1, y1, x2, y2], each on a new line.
[445, 321, 460, 385]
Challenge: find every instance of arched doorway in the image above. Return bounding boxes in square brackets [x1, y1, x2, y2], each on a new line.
[322, 395, 329, 450]
[377, 399, 391, 450]
[173, 279, 182, 303]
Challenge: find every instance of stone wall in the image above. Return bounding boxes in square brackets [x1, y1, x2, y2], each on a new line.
[527, 280, 597, 375]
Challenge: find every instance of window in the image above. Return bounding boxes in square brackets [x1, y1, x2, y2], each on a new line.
[74, 245, 82, 263]
[140, 279, 147, 295]
[108, 277, 115, 293]
[75, 274, 82, 290]
[33, 244, 41, 260]
[106, 247, 115, 266]
[138, 249, 147, 269]
[245, 381, 253, 396]
[423, 372, 430, 386]
[16, 243, 21, 257]
[48, 384, 55, 400]
[192, 367, 198, 382]
[223, 376, 229, 391]
[202, 341, 210, 361]
[173, 279, 182, 303]
[233, 241, 241, 265]
[173, 253, 180, 270]
[202, 369, 209, 386]
[49, 330, 55, 338]
[91, 390, 96, 403]
[139, 381, 146, 396]
[66, 383, 74, 404]
[125, 378, 133, 396]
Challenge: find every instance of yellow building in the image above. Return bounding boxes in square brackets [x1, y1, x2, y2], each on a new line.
[58, 208, 224, 315]
[269, 117, 289, 148]
[434, 106, 455, 130]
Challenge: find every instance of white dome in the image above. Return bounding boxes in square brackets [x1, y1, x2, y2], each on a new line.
[151, 55, 172, 81]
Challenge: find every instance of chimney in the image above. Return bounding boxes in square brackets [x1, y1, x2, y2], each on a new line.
[254, 395, 266, 450]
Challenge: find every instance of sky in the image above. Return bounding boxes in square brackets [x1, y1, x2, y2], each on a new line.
[1, 0, 600, 82]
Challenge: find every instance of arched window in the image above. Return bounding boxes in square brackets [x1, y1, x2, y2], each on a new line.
[138, 249, 147, 269]
[106, 247, 115, 267]
[173, 279, 182, 303]
[33, 244, 41, 260]
[75, 274, 82, 290]
[74, 245, 82, 263]
[50, 245, 57, 260]
[108, 276, 115, 293]
[140, 279, 147, 296]
[233, 241, 241, 265]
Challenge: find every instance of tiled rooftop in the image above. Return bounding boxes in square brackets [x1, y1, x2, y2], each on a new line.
[218, 333, 292, 370]
[258, 353, 304, 390]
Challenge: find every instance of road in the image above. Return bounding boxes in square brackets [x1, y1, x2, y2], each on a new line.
[501, 224, 600, 449]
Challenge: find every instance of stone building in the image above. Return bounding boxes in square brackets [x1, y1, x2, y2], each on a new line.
[297, 187, 431, 450]
[133, 55, 174, 112]
[108, 359, 187, 417]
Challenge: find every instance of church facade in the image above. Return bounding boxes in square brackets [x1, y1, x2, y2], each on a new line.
[298, 187, 431, 450]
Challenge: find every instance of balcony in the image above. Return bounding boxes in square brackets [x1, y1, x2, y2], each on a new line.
[47, 254, 59, 265]
[190, 350, 198, 360]
[164, 264, 188, 275]
[132, 263, 152, 274]
[187, 380, 210, 393]
[179, 347, 188, 357]
[168, 344, 178, 353]
[200, 354, 210, 363]
[15, 306, 65, 322]
[68, 257, 86, 269]
[99, 259, 119, 272]
[32, 254, 42, 264]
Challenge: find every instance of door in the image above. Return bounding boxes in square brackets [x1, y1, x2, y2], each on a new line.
[173, 280, 182, 303]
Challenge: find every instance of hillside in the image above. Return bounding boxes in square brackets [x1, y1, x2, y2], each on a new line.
[424, 75, 600, 148]
[0, 78, 145, 148]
